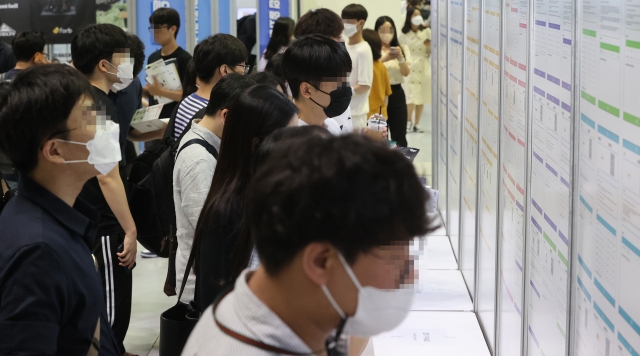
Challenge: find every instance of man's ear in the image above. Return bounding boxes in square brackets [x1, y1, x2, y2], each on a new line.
[170, 25, 178, 37]
[358, 19, 366, 29]
[299, 82, 313, 99]
[41, 139, 67, 165]
[220, 108, 229, 123]
[301, 242, 336, 287]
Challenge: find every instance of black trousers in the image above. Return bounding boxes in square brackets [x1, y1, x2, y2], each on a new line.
[94, 232, 132, 354]
[388, 84, 408, 147]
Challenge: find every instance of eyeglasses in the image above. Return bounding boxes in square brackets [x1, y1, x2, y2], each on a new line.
[236, 64, 251, 74]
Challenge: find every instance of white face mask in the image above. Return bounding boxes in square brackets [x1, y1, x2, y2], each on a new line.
[58, 120, 122, 176]
[107, 60, 135, 91]
[321, 253, 415, 337]
[380, 33, 394, 44]
[411, 16, 425, 26]
[343, 23, 358, 38]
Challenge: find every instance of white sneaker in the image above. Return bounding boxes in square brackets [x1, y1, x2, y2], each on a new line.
[140, 249, 158, 258]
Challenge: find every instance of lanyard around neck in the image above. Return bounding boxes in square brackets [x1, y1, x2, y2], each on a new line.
[212, 289, 333, 356]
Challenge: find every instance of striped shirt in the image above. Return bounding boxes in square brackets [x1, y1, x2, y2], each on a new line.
[174, 93, 209, 139]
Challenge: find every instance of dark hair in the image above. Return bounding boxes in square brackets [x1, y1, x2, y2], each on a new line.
[402, 7, 425, 34]
[282, 34, 352, 99]
[294, 9, 344, 39]
[194, 34, 248, 83]
[230, 125, 332, 277]
[375, 16, 405, 57]
[251, 126, 331, 174]
[204, 73, 256, 116]
[181, 58, 198, 100]
[341, 4, 368, 21]
[149, 8, 181, 38]
[249, 135, 435, 275]
[127, 34, 146, 77]
[362, 29, 382, 61]
[0, 65, 95, 174]
[11, 30, 46, 62]
[248, 72, 286, 94]
[193, 86, 298, 274]
[264, 17, 295, 61]
[264, 53, 285, 83]
[71, 24, 129, 76]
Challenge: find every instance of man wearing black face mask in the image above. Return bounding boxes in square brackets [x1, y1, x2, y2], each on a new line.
[283, 35, 353, 135]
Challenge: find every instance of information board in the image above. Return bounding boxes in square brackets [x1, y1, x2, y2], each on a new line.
[475, 0, 502, 351]
[573, 1, 640, 355]
[459, 0, 481, 297]
[437, 0, 449, 226]
[527, 0, 574, 355]
[448, 0, 464, 260]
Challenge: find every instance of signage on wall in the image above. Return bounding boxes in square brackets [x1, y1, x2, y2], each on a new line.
[258, 0, 289, 56]
[0, 1, 30, 44]
[31, 0, 96, 44]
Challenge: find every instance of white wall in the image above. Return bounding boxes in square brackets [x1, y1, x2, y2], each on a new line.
[299, 0, 406, 34]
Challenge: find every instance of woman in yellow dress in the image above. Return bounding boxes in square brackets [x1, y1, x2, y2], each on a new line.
[400, 7, 432, 133]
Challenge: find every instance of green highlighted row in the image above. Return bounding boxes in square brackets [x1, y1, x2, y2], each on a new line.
[557, 322, 566, 339]
[600, 42, 620, 53]
[558, 251, 568, 268]
[543, 232, 556, 252]
[627, 40, 640, 50]
[582, 29, 596, 37]
[581, 91, 596, 105]
[598, 100, 620, 118]
[624, 112, 640, 128]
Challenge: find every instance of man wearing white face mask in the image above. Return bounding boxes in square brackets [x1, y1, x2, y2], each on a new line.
[341, 4, 373, 131]
[183, 135, 438, 355]
[0, 65, 120, 355]
[71, 23, 138, 356]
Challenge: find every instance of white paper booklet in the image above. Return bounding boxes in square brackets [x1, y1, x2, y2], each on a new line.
[146, 58, 183, 105]
[130, 104, 166, 133]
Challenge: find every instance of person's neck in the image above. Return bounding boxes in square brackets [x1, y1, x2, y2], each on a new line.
[382, 42, 391, 49]
[89, 77, 114, 94]
[28, 167, 86, 206]
[411, 25, 420, 32]
[195, 80, 215, 100]
[13, 61, 32, 70]
[161, 41, 179, 56]
[248, 268, 331, 353]
[297, 100, 327, 127]
[198, 115, 223, 139]
[348, 32, 364, 46]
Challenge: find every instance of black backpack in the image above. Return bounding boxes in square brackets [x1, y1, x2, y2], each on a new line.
[128, 105, 217, 257]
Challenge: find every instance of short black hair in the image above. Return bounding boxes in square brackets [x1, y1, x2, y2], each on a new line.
[127, 34, 146, 77]
[11, 30, 46, 62]
[249, 135, 435, 275]
[149, 8, 181, 38]
[341, 4, 368, 22]
[362, 29, 382, 61]
[0, 65, 95, 174]
[252, 126, 331, 174]
[203, 73, 256, 116]
[294, 8, 344, 39]
[194, 34, 247, 83]
[282, 34, 352, 99]
[264, 53, 285, 82]
[248, 72, 287, 94]
[71, 24, 129, 76]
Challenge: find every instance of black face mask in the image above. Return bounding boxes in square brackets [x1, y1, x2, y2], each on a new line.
[308, 84, 352, 118]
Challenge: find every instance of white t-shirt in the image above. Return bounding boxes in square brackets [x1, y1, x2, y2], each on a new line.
[347, 41, 374, 117]
[298, 117, 342, 136]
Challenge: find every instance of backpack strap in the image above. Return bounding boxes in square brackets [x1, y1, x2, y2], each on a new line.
[176, 138, 219, 160]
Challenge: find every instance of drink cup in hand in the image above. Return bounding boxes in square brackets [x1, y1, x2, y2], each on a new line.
[366, 114, 388, 141]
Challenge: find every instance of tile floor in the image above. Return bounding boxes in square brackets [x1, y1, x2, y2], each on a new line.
[123, 106, 491, 355]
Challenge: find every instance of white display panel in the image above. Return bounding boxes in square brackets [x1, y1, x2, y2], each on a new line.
[459, 0, 481, 299]
[447, 0, 464, 261]
[527, 0, 574, 355]
[496, 0, 529, 354]
[573, 1, 640, 356]
[437, 0, 449, 227]
[475, 0, 502, 351]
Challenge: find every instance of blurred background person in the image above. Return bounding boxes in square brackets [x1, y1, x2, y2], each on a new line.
[258, 17, 295, 72]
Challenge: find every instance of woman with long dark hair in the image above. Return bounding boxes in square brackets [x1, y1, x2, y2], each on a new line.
[193, 85, 299, 310]
[258, 17, 295, 72]
[400, 7, 431, 133]
[375, 16, 411, 147]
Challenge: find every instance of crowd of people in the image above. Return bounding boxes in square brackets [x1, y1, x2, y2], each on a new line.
[0, 2, 436, 355]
